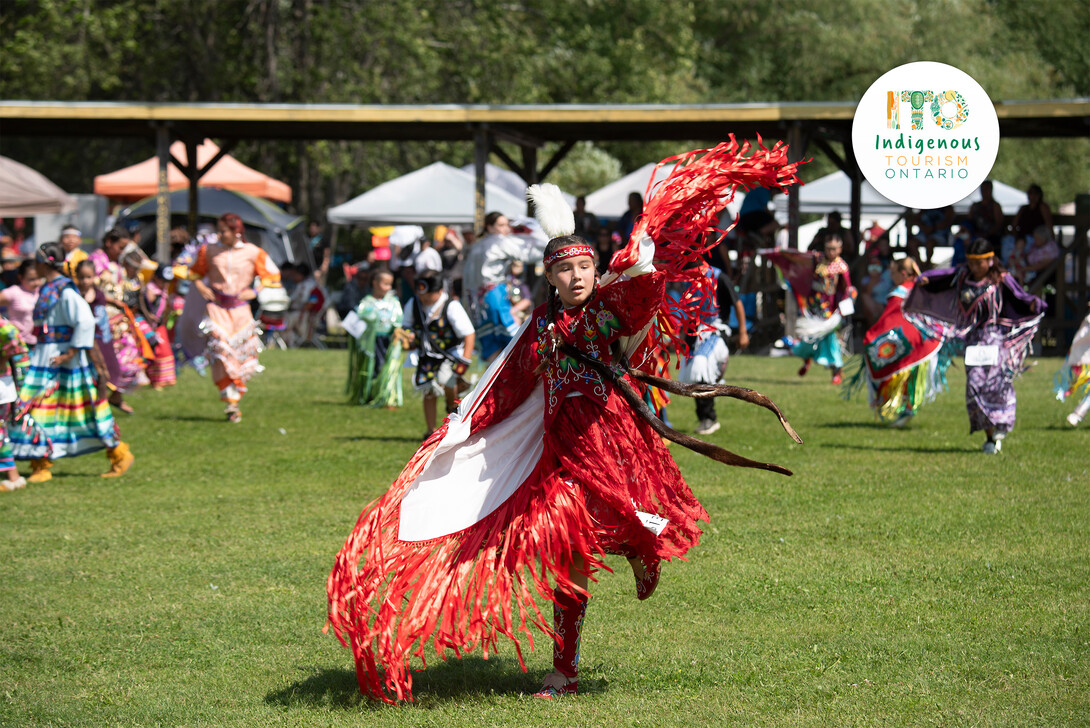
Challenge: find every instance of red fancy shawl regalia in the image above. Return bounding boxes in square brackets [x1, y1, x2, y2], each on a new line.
[326, 137, 803, 702]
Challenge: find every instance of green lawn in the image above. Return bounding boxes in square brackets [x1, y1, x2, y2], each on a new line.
[1, 350, 1087, 727]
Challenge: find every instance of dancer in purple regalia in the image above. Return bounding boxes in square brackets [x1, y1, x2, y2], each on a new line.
[905, 239, 1045, 453]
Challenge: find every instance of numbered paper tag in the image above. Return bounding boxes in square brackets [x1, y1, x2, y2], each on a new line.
[0, 375, 15, 405]
[636, 510, 669, 536]
[340, 311, 367, 340]
[964, 344, 999, 367]
[838, 297, 856, 317]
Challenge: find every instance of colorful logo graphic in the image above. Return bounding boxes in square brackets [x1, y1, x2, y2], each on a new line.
[853, 61, 999, 209]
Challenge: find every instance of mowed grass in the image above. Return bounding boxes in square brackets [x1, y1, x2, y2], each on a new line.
[1, 349, 1086, 727]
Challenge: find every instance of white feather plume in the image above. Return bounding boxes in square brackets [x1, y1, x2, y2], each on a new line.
[527, 183, 575, 239]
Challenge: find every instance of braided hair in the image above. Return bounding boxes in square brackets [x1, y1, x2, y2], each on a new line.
[535, 235, 603, 372]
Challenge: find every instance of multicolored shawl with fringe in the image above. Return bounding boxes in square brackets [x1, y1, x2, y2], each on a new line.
[843, 282, 956, 422]
[1055, 312, 1090, 402]
[904, 267, 1044, 379]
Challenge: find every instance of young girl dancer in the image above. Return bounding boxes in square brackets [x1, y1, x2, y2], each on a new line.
[182, 213, 281, 422]
[766, 235, 854, 384]
[11, 243, 133, 481]
[847, 257, 953, 426]
[907, 239, 1045, 452]
[1055, 310, 1090, 427]
[0, 316, 30, 492]
[346, 268, 403, 406]
[327, 139, 804, 703]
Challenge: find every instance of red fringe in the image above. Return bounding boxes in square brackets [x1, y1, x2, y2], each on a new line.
[326, 423, 606, 703]
[610, 135, 803, 360]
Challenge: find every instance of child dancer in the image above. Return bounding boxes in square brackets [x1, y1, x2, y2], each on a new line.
[74, 260, 125, 410]
[183, 213, 281, 423]
[11, 243, 133, 481]
[907, 239, 1045, 453]
[847, 257, 953, 426]
[766, 235, 854, 384]
[0, 316, 29, 492]
[328, 139, 804, 703]
[675, 263, 750, 435]
[1055, 310, 1090, 427]
[400, 270, 475, 436]
[137, 264, 177, 390]
[347, 268, 402, 405]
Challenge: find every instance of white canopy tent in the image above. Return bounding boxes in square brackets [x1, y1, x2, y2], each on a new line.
[586, 162, 747, 220]
[459, 163, 576, 206]
[328, 162, 528, 225]
[0, 155, 77, 215]
[773, 171, 1028, 216]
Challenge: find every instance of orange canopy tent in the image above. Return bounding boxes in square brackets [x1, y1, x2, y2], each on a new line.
[93, 139, 292, 204]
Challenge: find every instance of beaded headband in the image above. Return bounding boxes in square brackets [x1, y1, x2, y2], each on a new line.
[543, 243, 595, 270]
[966, 252, 994, 260]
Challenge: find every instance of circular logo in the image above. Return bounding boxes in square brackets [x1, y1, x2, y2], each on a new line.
[852, 61, 999, 209]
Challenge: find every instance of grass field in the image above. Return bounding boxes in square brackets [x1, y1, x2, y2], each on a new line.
[1, 349, 1087, 727]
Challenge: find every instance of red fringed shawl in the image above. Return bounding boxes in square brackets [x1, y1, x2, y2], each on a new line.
[327, 137, 803, 703]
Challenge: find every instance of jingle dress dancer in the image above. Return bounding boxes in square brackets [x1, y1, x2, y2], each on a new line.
[182, 213, 281, 422]
[766, 235, 854, 384]
[905, 239, 1045, 453]
[1054, 310, 1090, 427]
[10, 243, 133, 481]
[328, 140, 805, 703]
[846, 257, 954, 426]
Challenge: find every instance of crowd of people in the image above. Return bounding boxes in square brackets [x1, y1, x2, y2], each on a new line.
[0, 213, 282, 490]
[1, 163, 1083, 705]
[330, 176, 1083, 458]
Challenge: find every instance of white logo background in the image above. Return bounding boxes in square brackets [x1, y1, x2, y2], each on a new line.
[852, 61, 1000, 209]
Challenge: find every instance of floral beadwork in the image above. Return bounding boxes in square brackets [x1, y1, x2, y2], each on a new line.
[536, 300, 624, 416]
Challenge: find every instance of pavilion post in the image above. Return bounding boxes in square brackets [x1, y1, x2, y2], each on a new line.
[185, 138, 199, 243]
[473, 126, 489, 236]
[844, 137, 862, 257]
[155, 123, 171, 264]
[786, 123, 803, 250]
[522, 145, 538, 215]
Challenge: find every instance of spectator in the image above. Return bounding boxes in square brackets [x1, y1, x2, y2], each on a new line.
[1021, 225, 1060, 285]
[573, 196, 599, 242]
[338, 262, 371, 319]
[284, 263, 328, 347]
[0, 259, 41, 345]
[434, 225, 466, 296]
[60, 224, 87, 277]
[738, 186, 778, 246]
[593, 226, 615, 274]
[909, 205, 955, 263]
[1007, 182, 1050, 264]
[617, 192, 643, 243]
[863, 220, 886, 250]
[967, 180, 1005, 246]
[811, 211, 858, 261]
[308, 220, 330, 278]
